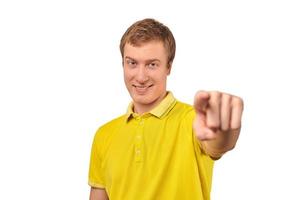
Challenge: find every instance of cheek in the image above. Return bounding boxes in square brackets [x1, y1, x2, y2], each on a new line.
[124, 70, 134, 83]
[156, 73, 168, 82]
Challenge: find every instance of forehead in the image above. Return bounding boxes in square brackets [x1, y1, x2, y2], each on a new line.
[124, 41, 167, 61]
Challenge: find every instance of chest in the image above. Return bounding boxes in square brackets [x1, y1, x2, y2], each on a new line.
[102, 119, 196, 186]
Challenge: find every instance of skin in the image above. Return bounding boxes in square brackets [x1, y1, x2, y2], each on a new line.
[123, 41, 171, 114]
[90, 40, 244, 199]
[193, 91, 244, 158]
[89, 187, 108, 200]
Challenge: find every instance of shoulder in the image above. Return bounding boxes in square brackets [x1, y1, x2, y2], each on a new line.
[171, 100, 195, 119]
[100, 115, 126, 131]
[93, 114, 126, 141]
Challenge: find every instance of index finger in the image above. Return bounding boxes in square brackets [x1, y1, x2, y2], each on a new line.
[194, 90, 210, 113]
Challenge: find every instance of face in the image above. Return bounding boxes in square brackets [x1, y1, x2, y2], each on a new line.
[123, 41, 172, 114]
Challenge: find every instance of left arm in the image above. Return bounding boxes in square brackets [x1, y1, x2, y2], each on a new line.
[193, 91, 244, 159]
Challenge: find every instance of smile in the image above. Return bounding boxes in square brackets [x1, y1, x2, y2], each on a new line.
[133, 84, 153, 94]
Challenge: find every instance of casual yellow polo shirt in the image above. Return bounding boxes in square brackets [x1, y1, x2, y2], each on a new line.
[89, 92, 214, 200]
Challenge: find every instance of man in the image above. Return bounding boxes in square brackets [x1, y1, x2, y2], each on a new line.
[89, 18, 243, 200]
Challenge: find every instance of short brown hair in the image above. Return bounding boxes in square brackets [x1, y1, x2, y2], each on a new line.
[120, 18, 176, 67]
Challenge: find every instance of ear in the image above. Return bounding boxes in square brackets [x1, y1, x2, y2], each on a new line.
[167, 62, 173, 75]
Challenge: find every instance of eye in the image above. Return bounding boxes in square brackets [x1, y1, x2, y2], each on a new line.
[126, 59, 137, 68]
[148, 62, 158, 69]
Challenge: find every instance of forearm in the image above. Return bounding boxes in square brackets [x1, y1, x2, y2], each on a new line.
[90, 187, 109, 200]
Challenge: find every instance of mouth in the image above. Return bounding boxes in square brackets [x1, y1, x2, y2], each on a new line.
[133, 84, 153, 94]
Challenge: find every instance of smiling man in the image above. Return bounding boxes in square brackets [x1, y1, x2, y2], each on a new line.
[88, 18, 244, 200]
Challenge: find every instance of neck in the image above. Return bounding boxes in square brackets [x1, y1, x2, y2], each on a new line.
[133, 92, 168, 115]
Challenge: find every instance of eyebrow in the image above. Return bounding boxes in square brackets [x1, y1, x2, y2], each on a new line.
[125, 56, 161, 63]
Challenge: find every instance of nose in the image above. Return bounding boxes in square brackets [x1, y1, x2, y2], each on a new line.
[136, 66, 149, 83]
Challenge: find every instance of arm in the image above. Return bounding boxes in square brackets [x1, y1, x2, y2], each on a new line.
[90, 187, 109, 200]
[193, 91, 244, 159]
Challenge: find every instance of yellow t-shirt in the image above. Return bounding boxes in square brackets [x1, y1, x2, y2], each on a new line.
[89, 92, 214, 200]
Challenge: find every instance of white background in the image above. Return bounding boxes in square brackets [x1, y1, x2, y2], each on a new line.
[0, 0, 299, 199]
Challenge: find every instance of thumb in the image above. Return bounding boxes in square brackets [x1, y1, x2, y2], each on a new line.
[193, 114, 216, 140]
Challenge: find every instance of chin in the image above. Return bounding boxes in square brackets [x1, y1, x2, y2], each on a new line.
[132, 94, 151, 103]
[131, 93, 155, 104]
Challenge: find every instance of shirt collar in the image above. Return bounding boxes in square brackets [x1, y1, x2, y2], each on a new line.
[125, 91, 176, 121]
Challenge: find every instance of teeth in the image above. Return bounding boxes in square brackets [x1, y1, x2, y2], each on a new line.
[135, 85, 148, 88]
[133, 85, 152, 94]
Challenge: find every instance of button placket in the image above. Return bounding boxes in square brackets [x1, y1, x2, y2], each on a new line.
[135, 117, 144, 162]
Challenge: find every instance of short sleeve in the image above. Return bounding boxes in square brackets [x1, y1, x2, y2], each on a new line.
[185, 107, 222, 160]
[183, 107, 214, 197]
[88, 131, 106, 188]
[183, 108, 209, 155]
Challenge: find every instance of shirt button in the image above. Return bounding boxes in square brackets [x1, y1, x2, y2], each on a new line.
[136, 135, 141, 139]
[136, 150, 141, 154]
